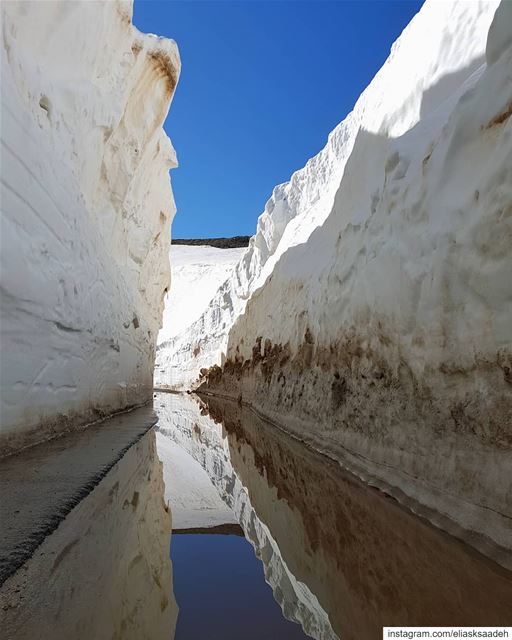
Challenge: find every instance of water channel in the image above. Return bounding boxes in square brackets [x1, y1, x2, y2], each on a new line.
[1, 392, 511, 640]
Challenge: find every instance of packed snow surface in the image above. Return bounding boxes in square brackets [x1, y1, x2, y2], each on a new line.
[0, 0, 179, 453]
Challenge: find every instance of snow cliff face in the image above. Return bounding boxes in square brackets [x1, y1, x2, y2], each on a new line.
[199, 1, 512, 556]
[0, 1, 179, 454]
[160, 0, 501, 391]
[155, 245, 245, 388]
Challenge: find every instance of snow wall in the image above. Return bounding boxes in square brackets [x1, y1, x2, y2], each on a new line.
[197, 1, 511, 557]
[0, 0, 180, 454]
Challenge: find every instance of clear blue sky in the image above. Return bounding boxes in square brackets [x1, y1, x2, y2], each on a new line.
[133, 0, 424, 239]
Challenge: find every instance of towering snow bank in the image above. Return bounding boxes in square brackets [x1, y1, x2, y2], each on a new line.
[160, 0, 499, 390]
[0, 1, 180, 454]
[201, 1, 512, 556]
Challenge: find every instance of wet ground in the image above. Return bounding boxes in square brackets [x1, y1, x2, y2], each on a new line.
[0, 405, 157, 585]
[1, 392, 511, 639]
[0, 425, 175, 640]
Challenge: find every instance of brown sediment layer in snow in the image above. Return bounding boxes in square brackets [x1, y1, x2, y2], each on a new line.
[197, 327, 512, 562]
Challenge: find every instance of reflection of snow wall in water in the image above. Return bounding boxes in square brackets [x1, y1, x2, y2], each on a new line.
[0, 432, 176, 640]
[154, 392, 338, 640]
[156, 430, 238, 529]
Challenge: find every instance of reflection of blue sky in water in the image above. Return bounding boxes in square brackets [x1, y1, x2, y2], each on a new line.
[171, 534, 309, 640]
